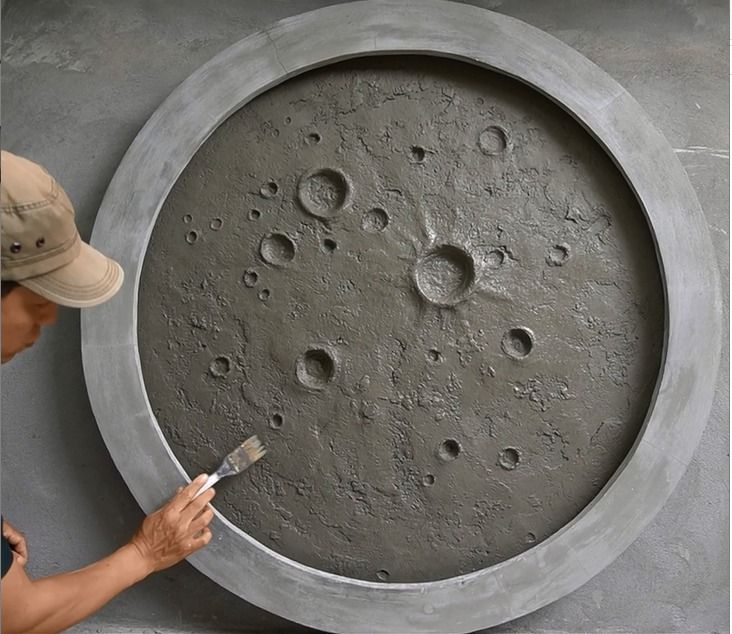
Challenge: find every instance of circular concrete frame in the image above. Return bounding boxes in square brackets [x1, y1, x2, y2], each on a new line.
[81, 2, 722, 632]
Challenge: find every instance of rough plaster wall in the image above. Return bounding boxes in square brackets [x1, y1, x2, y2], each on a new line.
[0, 0, 727, 632]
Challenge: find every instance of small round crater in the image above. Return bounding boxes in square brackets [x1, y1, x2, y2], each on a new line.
[409, 146, 426, 163]
[185, 230, 199, 245]
[486, 249, 505, 268]
[361, 208, 389, 233]
[322, 238, 337, 254]
[209, 356, 231, 378]
[297, 168, 350, 219]
[546, 243, 571, 266]
[526, 532, 537, 544]
[422, 474, 436, 487]
[260, 233, 296, 266]
[269, 413, 284, 429]
[305, 132, 322, 145]
[258, 288, 271, 302]
[209, 218, 223, 231]
[478, 126, 509, 156]
[499, 447, 521, 470]
[427, 349, 443, 364]
[260, 181, 279, 198]
[296, 347, 336, 390]
[437, 439, 461, 462]
[414, 245, 475, 306]
[183, 214, 193, 224]
[249, 209, 261, 221]
[284, 116, 292, 125]
[376, 570, 390, 582]
[501, 327, 535, 359]
[242, 269, 259, 288]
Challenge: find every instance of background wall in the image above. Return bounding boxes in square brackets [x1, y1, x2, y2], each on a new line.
[1, 1, 728, 632]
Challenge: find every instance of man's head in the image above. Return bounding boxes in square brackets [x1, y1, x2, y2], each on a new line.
[1, 151, 124, 363]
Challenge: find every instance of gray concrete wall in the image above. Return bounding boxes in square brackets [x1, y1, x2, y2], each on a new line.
[1, 1, 728, 632]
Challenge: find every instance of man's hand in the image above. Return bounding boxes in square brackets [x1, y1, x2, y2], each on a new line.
[1, 475, 216, 634]
[130, 473, 215, 574]
[2, 520, 28, 566]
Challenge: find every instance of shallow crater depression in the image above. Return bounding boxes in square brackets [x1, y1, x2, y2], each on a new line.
[138, 56, 664, 583]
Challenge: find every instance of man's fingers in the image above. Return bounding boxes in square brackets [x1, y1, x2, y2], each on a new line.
[189, 528, 213, 551]
[170, 474, 208, 512]
[2, 523, 28, 561]
[180, 487, 215, 523]
[189, 508, 214, 535]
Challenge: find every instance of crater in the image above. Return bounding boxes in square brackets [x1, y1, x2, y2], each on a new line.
[486, 249, 505, 268]
[362, 208, 389, 233]
[427, 349, 443, 364]
[478, 125, 509, 155]
[410, 146, 426, 163]
[185, 230, 199, 244]
[260, 181, 279, 198]
[242, 269, 259, 288]
[414, 245, 475, 306]
[322, 238, 337, 254]
[260, 233, 296, 266]
[209, 356, 231, 378]
[209, 218, 223, 231]
[269, 413, 284, 429]
[296, 347, 336, 390]
[437, 439, 461, 462]
[499, 447, 521, 470]
[547, 243, 570, 266]
[297, 168, 350, 218]
[501, 327, 535, 359]
[249, 209, 261, 221]
[305, 132, 322, 145]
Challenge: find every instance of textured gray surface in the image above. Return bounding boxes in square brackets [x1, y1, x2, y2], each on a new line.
[1, 1, 728, 633]
[138, 55, 664, 584]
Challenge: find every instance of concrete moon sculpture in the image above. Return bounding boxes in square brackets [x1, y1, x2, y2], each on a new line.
[82, 2, 721, 632]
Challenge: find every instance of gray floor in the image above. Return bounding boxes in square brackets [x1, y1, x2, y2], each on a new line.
[1, 1, 728, 632]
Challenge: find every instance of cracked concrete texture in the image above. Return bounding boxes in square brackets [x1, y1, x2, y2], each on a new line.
[1, 0, 726, 631]
[138, 56, 664, 583]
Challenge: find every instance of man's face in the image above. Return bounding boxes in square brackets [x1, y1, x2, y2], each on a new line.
[1, 285, 57, 363]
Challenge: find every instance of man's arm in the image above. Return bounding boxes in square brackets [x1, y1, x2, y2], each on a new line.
[1, 474, 215, 634]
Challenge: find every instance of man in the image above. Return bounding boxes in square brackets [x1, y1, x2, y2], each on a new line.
[1, 150, 216, 633]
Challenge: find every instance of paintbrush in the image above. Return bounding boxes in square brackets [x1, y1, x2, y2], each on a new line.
[194, 435, 267, 498]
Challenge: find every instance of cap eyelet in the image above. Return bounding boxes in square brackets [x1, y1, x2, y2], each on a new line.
[36, 237, 45, 248]
[10, 242, 22, 254]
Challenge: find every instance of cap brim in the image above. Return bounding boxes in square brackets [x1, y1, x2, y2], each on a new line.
[20, 241, 124, 308]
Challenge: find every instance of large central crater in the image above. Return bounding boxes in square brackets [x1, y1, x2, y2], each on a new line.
[137, 56, 664, 583]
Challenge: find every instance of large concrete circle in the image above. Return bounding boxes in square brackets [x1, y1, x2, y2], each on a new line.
[81, 2, 722, 632]
[137, 55, 665, 584]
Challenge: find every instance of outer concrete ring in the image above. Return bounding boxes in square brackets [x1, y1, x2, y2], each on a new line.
[81, 2, 722, 632]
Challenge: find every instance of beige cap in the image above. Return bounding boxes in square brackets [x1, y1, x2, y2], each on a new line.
[1, 151, 123, 308]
